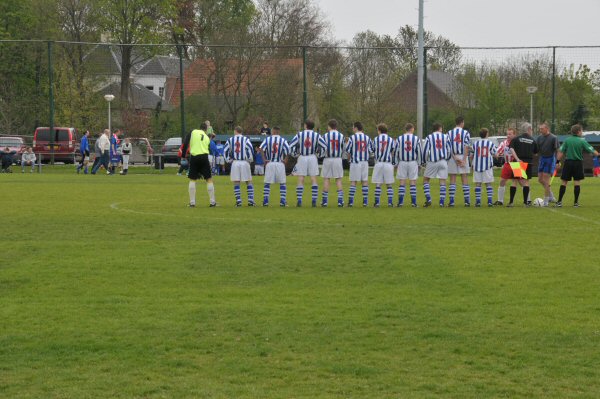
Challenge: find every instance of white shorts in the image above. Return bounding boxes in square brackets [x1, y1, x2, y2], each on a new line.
[448, 157, 470, 174]
[349, 161, 369, 182]
[293, 154, 319, 176]
[372, 162, 394, 184]
[321, 157, 343, 179]
[424, 160, 448, 179]
[216, 156, 225, 165]
[208, 155, 214, 165]
[230, 160, 252, 182]
[473, 169, 494, 184]
[264, 162, 286, 184]
[396, 161, 419, 180]
[254, 164, 264, 175]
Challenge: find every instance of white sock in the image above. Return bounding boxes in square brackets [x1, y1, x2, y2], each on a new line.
[189, 181, 196, 205]
[549, 190, 555, 200]
[207, 182, 215, 204]
[498, 186, 505, 203]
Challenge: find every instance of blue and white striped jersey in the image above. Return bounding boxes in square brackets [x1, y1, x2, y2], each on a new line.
[318, 130, 344, 158]
[423, 132, 451, 163]
[471, 139, 497, 172]
[345, 132, 371, 163]
[370, 133, 396, 163]
[447, 127, 471, 156]
[259, 135, 290, 162]
[289, 130, 320, 156]
[224, 135, 254, 162]
[396, 133, 421, 163]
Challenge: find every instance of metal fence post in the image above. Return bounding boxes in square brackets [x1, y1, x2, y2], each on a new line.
[423, 46, 428, 135]
[48, 41, 55, 165]
[302, 46, 308, 125]
[178, 44, 186, 139]
[552, 46, 556, 133]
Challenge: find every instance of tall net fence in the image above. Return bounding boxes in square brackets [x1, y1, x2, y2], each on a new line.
[2, 40, 600, 148]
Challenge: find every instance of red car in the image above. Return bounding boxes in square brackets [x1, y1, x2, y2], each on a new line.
[0, 136, 26, 164]
[33, 127, 78, 163]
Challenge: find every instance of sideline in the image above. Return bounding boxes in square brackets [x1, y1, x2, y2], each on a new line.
[544, 206, 600, 226]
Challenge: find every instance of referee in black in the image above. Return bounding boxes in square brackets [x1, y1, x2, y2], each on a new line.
[181, 122, 217, 207]
[509, 122, 538, 207]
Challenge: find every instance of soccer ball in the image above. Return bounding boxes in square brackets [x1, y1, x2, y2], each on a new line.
[533, 198, 544, 207]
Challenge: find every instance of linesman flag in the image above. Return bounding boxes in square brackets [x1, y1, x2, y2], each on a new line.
[509, 162, 528, 179]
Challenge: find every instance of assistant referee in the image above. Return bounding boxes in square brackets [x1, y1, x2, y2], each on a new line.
[181, 122, 217, 207]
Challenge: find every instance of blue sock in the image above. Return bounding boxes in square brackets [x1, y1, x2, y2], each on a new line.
[424, 183, 431, 202]
[440, 185, 446, 205]
[486, 185, 493, 204]
[475, 186, 482, 204]
[449, 184, 456, 203]
[387, 186, 393, 205]
[322, 191, 328, 205]
[296, 186, 304, 204]
[463, 184, 470, 204]
[248, 184, 254, 203]
[410, 184, 417, 205]
[349, 186, 356, 204]
[280, 184, 287, 204]
[374, 186, 381, 205]
[398, 185, 406, 205]
[312, 184, 318, 204]
[263, 183, 270, 205]
[362, 185, 369, 205]
[234, 184, 241, 203]
[337, 189, 344, 205]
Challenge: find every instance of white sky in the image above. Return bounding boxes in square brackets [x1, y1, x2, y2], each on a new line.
[317, 0, 600, 47]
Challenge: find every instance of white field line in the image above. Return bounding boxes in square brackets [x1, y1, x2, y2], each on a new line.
[544, 206, 600, 226]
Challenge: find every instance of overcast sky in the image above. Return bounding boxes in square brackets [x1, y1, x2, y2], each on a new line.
[317, 0, 600, 47]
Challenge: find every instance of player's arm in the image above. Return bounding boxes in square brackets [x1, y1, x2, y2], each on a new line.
[180, 132, 191, 158]
[223, 140, 232, 163]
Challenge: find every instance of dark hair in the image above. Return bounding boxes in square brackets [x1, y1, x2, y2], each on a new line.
[304, 119, 315, 130]
[234, 126, 243, 134]
[353, 121, 363, 131]
[404, 123, 414, 131]
[200, 122, 207, 130]
[455, 116, 464, 125]
[377, 123, 388, 134]
[432, 122, 443, 132]
[327, 119, 338, 130]
[479, 128, 489, 138]
[273, 126, 281, 132]
[571, 124, 583, 135]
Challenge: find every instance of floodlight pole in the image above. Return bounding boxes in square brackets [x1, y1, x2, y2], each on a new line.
[526, 86, 537, 127]
[104, 94, 115, 133]
[417, 0, 425, 138]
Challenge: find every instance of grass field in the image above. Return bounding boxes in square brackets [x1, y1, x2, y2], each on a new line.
[2, 167, 600, 398]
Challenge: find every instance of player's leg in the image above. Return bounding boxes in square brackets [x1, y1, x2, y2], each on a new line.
[348, 181, 357, 207]
[448, 170, 457, 206]
[335, 177, 344, 207]
[296, 175, 305, 207]
[439, 178, 447, 207]
[557, 180, 568, 207]
[348, 163, 358, 207]
[322, 177, 330, 207]
[485, 182, 494, 206]
[398, 178, 407, 207]
[475, 182, 482, 206]
[423, 175, 432, 206]
[461, 173, 470, 206]
[573, 180, 581, 206]
[361, 163, 369, 207]
[246, 178, 255, 206]
[310, 174, 319, 208]
[386, 184, 394, 207]
[409, 178, 418, 207]
[496, 178, 507, 205]
[374, 183, 382, 207]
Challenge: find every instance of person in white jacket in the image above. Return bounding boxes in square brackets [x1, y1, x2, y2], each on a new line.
[91, 130, 110, 175]
[119, 138, 132, 175]
[21, 147, 36, 173]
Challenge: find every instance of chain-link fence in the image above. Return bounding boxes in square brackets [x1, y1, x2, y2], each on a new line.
[2, 40, 600, 146]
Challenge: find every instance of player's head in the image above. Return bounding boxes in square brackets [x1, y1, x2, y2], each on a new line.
[263, 121, 269, 127]
[205, 120, 211, 127]
[404, 123, 414, 133]
[455, 116, 464, 127]
[353, 121, 363, 132]
[479, 128, 489, 139]
[432, 122, 443, 132]
[200, 122, 208, 130]
[272, 126, 281, 135]
[234, 126, 243, 135]
[520, 122, 532, 135]
[103, 129, 110, 136]
[539, 122, 550, 135]
[571, 124, 583, 136]
[304, 119, 315, 130]
[377, 123, 388, 135]
[327, 119, 338, 132]
[506, 127, 516, 139]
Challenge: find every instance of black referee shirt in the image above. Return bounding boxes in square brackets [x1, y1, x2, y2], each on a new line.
[509, 133, 538, 161]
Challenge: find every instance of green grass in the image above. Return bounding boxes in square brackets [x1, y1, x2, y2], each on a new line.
[2, 167, 600, 398]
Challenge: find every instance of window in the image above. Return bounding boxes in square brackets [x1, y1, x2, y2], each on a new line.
[145, 86, 154, 92]
[159, 87, 164, 98]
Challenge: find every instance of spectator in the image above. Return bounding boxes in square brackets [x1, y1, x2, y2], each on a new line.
[91, 130, 110, 175]
[120, 138, 132, 175]
[177, 142, 190, 176]
[91, 133, 103, 172]
[205, 120, 214, 136]
[109, 129, 121, 175]
[260, 121, 271, 136]
[21, 147, 36, 173]
[1, 147, 17, 173]
[254, 146, 265, 175]
[77, 130, 90, 174]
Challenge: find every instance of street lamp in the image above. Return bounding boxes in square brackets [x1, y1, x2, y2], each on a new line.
[526, 86, 537, 127]
[104, 94, 115, 133]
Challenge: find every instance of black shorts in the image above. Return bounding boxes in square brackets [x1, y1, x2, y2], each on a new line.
[561, 159, 584, 181]
[188, 154, 211, 180]
[523, 160, 533, 180]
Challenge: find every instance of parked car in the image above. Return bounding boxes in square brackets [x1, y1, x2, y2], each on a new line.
[33, 127, 78, 163]
[161, 137, 182, 163]
[0, 136, 26, 164]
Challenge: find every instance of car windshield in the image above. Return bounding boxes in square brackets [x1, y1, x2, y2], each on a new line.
[165, 138, 181, 146]
[0, 138, 23, 147]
